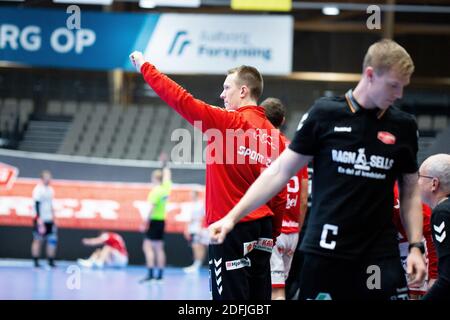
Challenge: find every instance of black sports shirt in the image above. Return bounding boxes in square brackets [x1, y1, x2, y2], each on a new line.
[431, 198, 450, 279]
[424, 197, 450, 300]
[289, 90, 418, 260]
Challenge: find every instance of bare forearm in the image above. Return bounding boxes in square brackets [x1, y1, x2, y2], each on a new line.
[399, 173, 423, 243]
[84, 238, 102, 246]
[162, 167, 171, 183]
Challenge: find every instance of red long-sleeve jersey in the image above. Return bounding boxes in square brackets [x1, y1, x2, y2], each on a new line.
[140, 63, 286, 232]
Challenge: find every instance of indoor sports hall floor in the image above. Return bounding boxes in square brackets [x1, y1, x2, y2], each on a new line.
[0, 259, 210, 300]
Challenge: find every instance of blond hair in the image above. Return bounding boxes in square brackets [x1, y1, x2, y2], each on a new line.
[227, 65, 263, 101]
[363, 39, 414, 77]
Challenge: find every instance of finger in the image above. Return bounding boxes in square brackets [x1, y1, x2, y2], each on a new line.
[209, 228, 219, 242]
[217, 230, 226, 244]
[418, 268, 426, 282]
[409, 276, 422, 287]
[406, 262, 412, 275]
[408, 266, 425, 286]
[210, 229, 225, 244]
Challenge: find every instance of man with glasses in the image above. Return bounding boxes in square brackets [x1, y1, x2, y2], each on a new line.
[418, 154, 450, 300]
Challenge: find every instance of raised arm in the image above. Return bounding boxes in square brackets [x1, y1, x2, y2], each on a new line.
[162, 167, 171, 184]
[209, 149, 312, 243]
[129, 51, 238, 132]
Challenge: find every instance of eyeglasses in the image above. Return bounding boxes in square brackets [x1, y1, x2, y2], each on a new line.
[418, 173, 434, 180]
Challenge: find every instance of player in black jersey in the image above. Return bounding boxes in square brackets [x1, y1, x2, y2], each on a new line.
[419, 154, 450, 300]
[210, 39, 427, 300]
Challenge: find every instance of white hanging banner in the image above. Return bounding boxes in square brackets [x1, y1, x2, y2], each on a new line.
[144, 14, 293, 75]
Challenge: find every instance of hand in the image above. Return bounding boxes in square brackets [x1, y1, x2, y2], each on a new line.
[428, 278, 437, 289]
[184, 230, 191, 241]
[129, 51, 145, 72]
[406, 249, 427, 287]
[36, 219, 45, 235]
[82, 238, 89, 245]
[159, 152, 168, 163]
[139, 223, 147, 233]
[208, 216, 235, 244]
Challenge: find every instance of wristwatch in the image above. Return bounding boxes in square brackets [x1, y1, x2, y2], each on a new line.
[408, 242, 425, 254]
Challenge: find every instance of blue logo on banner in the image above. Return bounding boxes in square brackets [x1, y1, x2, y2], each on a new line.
[168, 30, 191, 56]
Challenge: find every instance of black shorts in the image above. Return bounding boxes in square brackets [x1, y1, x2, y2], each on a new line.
[32, 221, 57, 240]
[298, 253, 408, 300]
[145, 220, 165, 240]
[208, 216, 273, 300]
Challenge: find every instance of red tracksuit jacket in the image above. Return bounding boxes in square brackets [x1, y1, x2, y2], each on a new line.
[140, 62, 286, 237]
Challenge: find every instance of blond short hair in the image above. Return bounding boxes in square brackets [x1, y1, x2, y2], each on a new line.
[363, 39, 414, 77]
[227, 65, 263, 101]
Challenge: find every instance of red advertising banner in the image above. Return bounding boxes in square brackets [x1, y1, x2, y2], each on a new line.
[0, 178, 204, 233]
[0, 162, 18, 190]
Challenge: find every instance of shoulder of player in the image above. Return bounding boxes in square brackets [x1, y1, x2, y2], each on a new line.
[385, 106, 417, 126]
[433, 199, 450, 219]
[32, 183, 44, 193]
[309, 96, 348, 119]
[205, 105, 252, 129]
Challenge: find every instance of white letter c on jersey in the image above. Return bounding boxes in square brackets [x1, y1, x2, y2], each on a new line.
[320, 224, 338, 250]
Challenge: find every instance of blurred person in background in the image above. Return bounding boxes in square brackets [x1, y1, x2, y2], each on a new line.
[31, 170, 57, 268]
[78, 231, 128, 269]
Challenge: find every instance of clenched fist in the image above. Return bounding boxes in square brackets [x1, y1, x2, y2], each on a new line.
[129, 51, 146, 72]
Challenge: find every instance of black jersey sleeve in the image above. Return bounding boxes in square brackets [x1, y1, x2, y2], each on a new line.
[398, 117, 419, 174]
[289, 101, 324, 156]
[432, 205, 450, 258]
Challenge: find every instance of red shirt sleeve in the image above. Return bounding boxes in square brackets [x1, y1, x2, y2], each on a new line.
[140, 62, 240, 133]
[268, 187, 287, 240]
[104, 233, 112, 246]
[423, 205, 438, 279]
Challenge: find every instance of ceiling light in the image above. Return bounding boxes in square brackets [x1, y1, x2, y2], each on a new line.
[322, 6, 340, 16]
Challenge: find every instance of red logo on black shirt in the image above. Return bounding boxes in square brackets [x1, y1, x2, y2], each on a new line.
[377, 131, 396, 145]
